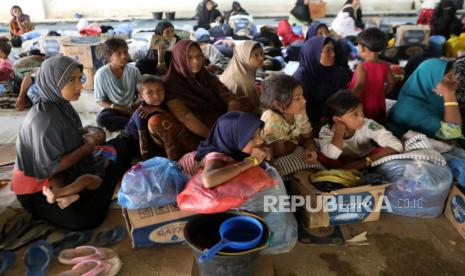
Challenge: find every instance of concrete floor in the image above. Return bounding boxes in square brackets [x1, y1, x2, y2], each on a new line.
[2, 207, 465, 276]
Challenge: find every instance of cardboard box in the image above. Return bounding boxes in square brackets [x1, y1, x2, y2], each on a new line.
[122, 204, 197, 248]
[60, 37, 105, 69]
[82, 67, 95, 90]
[444, 184, 465, 240]
[292, 171, 389, 229]
[395, 25, 430, 47]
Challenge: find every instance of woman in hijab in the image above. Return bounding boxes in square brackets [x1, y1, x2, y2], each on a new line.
[341, 0, 365, 30]
[230, 1, 248, 16]
[289, 0, 312, 27]
[135, 21, 180, 75]
[196, 0, 223, 30]
[220, 40, 264, 112]
[9, 5, 33, 38]
[148, 40, 242, 160]
[306, 21, 330, 39]
[387, 59, 462, 139]
[11, 56, 130, 230]
[293, 36, 349, 132]
[430, 0, 462, 39]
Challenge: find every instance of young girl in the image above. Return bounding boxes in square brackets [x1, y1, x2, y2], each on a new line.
[95, 38, 141, 131]
[319, 90, 403, 171]
[177, 111, 271, 187]
[259, 74, 319, 176]
[178, 111, 298, 253]
[349, 27, 396, 124]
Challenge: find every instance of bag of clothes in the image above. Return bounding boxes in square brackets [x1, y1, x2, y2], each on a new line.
[118, 157, 188, 209]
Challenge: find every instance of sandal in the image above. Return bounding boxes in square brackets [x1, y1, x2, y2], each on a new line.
[24, 240, 54, 276]
[0, 250, 15, 275]
[92, 225, 126, 247]
[58, 257, 122, 276]
[58, 246, 117, 265]
[52, 231, 93, 256]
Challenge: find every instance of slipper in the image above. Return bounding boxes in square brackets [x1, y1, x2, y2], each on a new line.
[24, 240, 53, 276]
[58, 246, 117, 265]
[52, 231, 93, 256]
[58, 257, 122, 276]
[0, 212, 33, 250]
[4, 221, 56, 251]
[92, 225, 126, 247]
[0, 250, 15, 275]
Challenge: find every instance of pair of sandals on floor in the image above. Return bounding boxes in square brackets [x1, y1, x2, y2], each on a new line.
[0, 223, 126, 275]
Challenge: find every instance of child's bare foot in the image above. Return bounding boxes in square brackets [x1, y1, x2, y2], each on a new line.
[56, 194, 80, 209]
[42, 186, 56, 204]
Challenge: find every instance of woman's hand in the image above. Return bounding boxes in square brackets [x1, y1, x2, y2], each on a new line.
[250, 147, 271, 164]
[138, 105, 165, 118]
[157, 44, 166, 61]
[15, 96, 28, 111]
[434, 80, 458, 102]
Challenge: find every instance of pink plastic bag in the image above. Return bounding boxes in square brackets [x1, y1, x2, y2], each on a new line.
[177, 165, 278, 214]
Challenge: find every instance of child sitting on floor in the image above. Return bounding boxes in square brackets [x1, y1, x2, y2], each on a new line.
[0, 40, 14, 82]
[95, 38, 141, 131]
[177, 111, 271, 187]
[348, 27, 396, 124]
[42, 126, 112, 209]
[121, 75, 166, 160]
[318, 90, 403, 171]
[259, 74, 319, 176]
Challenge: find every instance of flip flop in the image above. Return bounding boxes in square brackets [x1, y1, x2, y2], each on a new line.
[92, 225, 126, 247]
[0, 212, 33, 250]
[0, 250, 15, 275]
[58, 246, 117, 265]
[4, 221, 56, 251]
[58, 257, 122, 276]
[24, 240, 53, 276]
[52, 231, 93, 256]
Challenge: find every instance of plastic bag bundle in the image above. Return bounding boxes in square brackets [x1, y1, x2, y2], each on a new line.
[376, 160, 452, 218]
[239, 164, 297, 254]
[118, 157, 188, 209]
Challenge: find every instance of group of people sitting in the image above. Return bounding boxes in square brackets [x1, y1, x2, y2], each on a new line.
[5, 2, 465, 251]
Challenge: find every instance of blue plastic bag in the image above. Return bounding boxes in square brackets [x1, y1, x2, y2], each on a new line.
[21, 31, 41, 41]
[118, 157, 188, 209]
[375, 160, 452, 218]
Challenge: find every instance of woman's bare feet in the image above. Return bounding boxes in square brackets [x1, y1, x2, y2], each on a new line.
[42, 186, 56, 204]
[56, 194, 80, 209]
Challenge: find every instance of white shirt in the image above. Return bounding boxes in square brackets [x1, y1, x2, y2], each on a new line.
[319, 119, 403, 160]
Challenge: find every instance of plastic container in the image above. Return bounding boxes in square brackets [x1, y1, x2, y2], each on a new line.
[152, 12, 163, 20]
[184, 212, 269, 276]
[429, 35, 446, 57]
[165, 12, 176, 21]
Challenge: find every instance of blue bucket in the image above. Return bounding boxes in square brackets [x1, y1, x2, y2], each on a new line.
[429, 35, 446, 57]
